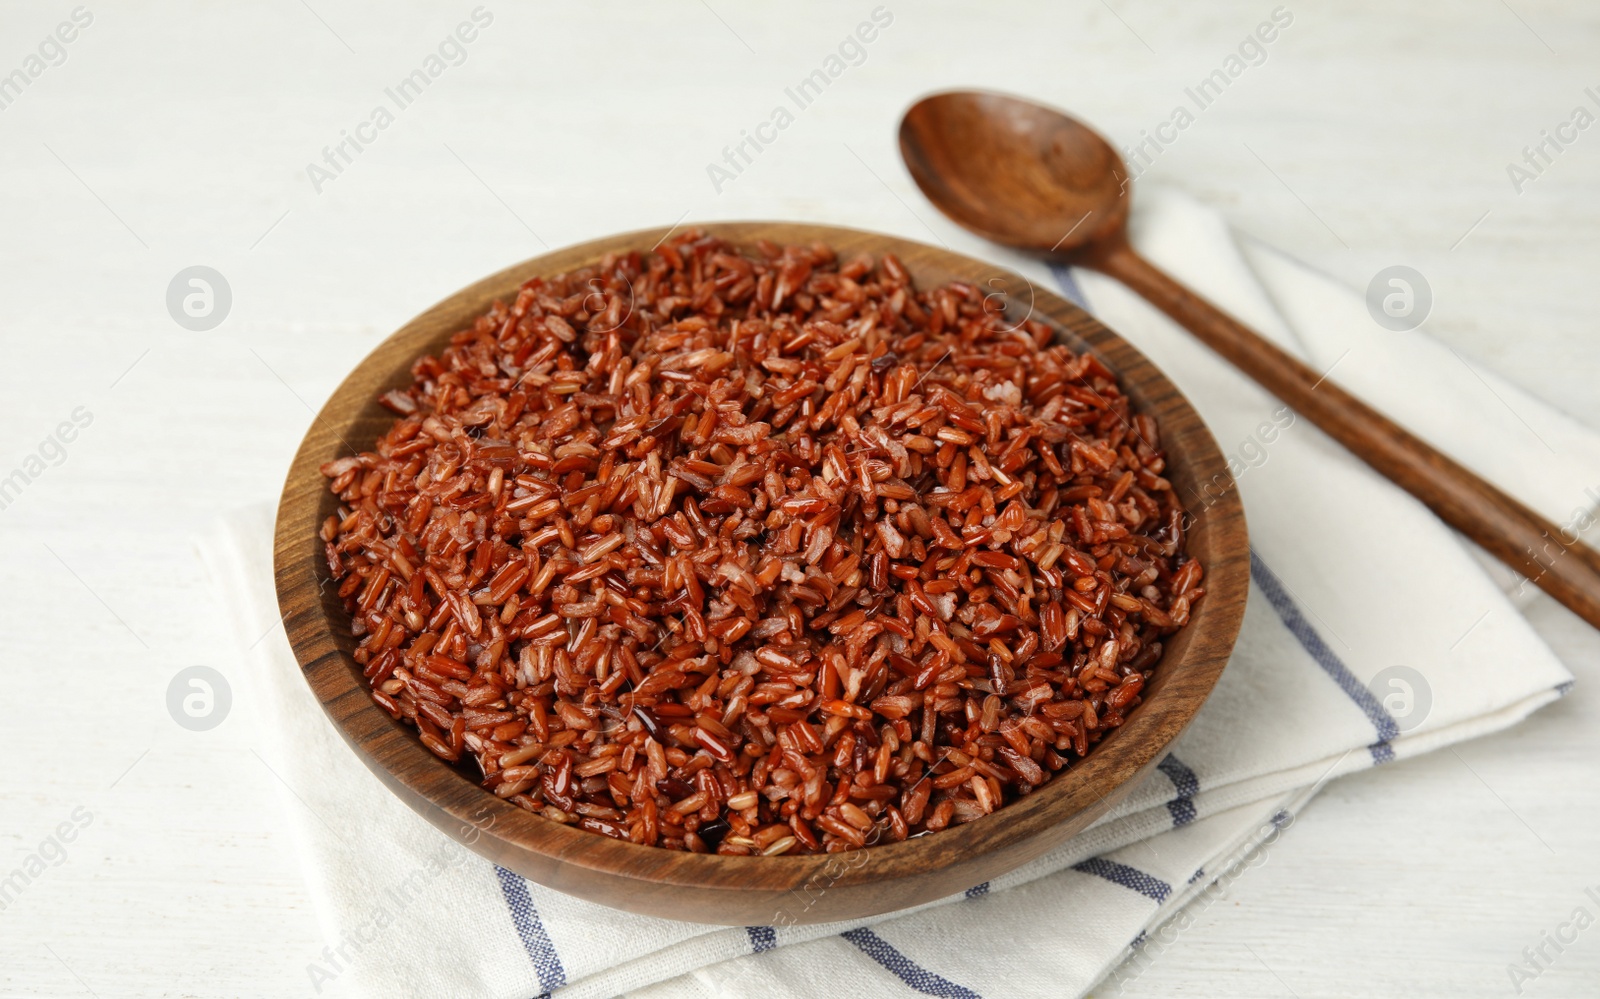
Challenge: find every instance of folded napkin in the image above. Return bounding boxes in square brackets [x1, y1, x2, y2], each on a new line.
[199, 188, 1597, 999]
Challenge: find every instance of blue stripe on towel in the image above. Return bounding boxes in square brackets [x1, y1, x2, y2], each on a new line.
[495, 866, 568, 994]
[1071, 857, 1172, 904]
[1156, 754, 1200, 827]
[1248, 550, 1400, 763]
[842, 928, 983, 999]
[964, 882, 990, 899]
[746, 926, 777, 953]
[1047, 263, 1089, 309]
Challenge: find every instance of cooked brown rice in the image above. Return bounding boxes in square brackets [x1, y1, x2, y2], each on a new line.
[319, 232, 1203, 854]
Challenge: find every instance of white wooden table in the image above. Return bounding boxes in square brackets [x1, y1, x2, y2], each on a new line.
[2, 2, 1597, 995]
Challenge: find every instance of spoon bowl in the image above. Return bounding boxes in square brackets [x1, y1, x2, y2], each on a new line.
[899, 90, 1128, 254]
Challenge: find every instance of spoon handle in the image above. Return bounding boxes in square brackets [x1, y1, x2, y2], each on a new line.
[1081, 235, 1600, 630]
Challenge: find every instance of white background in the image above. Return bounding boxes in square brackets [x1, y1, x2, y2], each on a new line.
[1, 1, 1598, 996]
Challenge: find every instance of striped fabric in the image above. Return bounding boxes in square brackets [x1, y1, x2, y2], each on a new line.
[494, 866, 566, 995]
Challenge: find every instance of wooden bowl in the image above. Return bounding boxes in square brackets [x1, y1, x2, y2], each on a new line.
[273, 221, 1248, 926]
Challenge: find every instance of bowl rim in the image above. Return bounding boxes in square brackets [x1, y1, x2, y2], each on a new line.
[273, 220, 1248, 905]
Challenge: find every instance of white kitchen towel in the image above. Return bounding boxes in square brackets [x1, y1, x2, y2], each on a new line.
[198, 188, 1596, 999]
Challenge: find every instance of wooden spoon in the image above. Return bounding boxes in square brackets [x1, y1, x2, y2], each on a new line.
[900, 89, 1600, 630]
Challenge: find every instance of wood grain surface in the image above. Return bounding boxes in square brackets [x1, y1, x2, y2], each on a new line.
[6, 3, 1598, 995]
[273, 221, 1248, 924]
